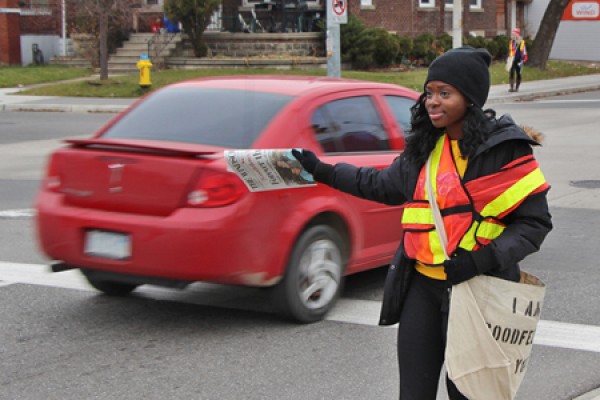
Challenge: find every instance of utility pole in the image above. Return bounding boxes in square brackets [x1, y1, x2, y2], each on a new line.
[452, 0, 463, 48]
[326, 0, 347, 78]
[62, 0, 67, 56]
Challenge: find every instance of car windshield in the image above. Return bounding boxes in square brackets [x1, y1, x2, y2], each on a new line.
[102, 86, 294, 148]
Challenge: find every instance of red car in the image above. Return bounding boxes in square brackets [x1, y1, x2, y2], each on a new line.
[35, 75, 419, 323]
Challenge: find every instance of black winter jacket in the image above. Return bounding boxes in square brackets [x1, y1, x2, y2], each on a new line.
[312, 114, 553, 325]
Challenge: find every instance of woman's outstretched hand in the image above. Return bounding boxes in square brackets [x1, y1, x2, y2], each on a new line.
[292, 149, 320, 174]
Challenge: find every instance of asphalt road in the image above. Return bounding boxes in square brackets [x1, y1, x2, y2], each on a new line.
[0, 92, 599, 400]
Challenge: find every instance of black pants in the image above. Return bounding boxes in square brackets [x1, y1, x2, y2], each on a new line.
[397, 271, 468, 400]
[509, 62, 522, 82]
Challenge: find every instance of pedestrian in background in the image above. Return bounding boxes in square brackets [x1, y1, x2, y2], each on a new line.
[509, 28, 528, 92]
[293, 46, 552, 399]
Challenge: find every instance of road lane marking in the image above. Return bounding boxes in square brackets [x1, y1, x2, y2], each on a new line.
[0, 208, 35, 218]
[1, 261, 600, 354]
[329, 298, 600, 353]
[535, 99, 600, 104]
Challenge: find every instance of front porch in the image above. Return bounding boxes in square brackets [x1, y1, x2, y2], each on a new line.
[134, 0, 324, 34]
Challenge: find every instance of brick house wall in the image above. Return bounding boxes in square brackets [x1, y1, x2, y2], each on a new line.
[18, 0, 61, 35]
[20, 13, 60, 35]
[14, 0, 503, 38]
[0, 0, 22, 64]
[350, 0, 499, 37]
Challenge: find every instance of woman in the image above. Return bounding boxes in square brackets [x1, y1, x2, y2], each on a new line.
[292, 47, 552, 399]
[508, 28, 528, 92]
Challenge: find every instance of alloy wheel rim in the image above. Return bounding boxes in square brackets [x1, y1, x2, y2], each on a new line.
[297, 238, 342, 310]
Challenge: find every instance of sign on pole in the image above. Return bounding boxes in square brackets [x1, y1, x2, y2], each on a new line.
[327, 0, 347, 24]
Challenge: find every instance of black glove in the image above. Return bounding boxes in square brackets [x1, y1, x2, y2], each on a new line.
[291, 149, 320, 174]
[443, 250, 478, 285]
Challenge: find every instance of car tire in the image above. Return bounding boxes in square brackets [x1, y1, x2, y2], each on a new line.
[271, 225, 347, 323]
[81, 270, 139, 296]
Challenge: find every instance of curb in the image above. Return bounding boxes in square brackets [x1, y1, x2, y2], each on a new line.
[487, 84, 600, 104]
[2, 103, 127, 114]
[573, 387, 600, 400]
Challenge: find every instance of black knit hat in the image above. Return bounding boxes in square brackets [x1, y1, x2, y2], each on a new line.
[425, 46, 492, 108]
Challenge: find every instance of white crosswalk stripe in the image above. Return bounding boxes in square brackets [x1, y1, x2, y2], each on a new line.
[0, 208, 35, 218]
[1, 261, 600, 354]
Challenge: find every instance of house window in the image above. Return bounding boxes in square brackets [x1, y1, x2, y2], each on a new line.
[19, 0, 53, 15]
[444, 0, 483, 9]
[361, 0, 373, 7]
[20, 0, 49, 6]
[470, 0, 482, 9]
[418, 0, 435, 8]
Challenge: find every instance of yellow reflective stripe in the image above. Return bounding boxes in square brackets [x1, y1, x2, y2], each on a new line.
[459, 223, 478, 250]
[402, 208, 434, 224]
[480, 168, 546, 217]
[477, 220, 505, 239]
[427, 135, 446, 200]
[428, 230, 447, 264]
[459, 220, 506, 249]
[422, 134, 446, 201]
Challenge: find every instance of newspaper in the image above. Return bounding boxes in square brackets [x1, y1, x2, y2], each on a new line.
[225, 149, 316, 192]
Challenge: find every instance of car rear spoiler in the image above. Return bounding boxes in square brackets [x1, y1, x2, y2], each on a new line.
[64, 138, 221, 158]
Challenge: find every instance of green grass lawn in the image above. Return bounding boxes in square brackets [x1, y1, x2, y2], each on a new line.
[2, 60, 598, 98]
[0, 65, 93, 88]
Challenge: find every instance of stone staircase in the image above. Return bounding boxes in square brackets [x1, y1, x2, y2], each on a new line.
[107, 32, 184, 73]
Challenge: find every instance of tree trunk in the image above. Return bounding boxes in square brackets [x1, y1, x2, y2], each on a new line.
[182, 22, 208, 57]
[192, 35, 208, 57]
[438, 0, 445, 36]
[528, 0, 571, 69]
[462, 0, 468, 38]
[99, 13, 109, 80]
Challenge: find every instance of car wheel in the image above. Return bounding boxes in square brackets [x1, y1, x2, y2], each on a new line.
[272, 225, 346, 323]
[81, 270, 139, 296]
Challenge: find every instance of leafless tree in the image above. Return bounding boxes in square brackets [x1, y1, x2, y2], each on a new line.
[71, 0, 138, 80]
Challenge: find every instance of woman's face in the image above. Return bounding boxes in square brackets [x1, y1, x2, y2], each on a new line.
[424, 81, 469, 140]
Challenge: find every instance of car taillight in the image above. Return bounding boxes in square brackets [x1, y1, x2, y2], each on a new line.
[186, 170, 248, 208]
[43, 157, 62, 192]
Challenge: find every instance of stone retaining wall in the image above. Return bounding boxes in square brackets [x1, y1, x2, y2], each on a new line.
[167, 56, 327, 70]
[181, 32, 325, 58]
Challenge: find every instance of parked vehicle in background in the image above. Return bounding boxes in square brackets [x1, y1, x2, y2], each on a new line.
[35, 75, 419, 323]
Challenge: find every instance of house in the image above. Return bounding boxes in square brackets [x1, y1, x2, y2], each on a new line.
[0, 0, 164, 65]
[0, 0, 532, 66]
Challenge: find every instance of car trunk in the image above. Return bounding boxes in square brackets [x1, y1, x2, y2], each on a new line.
[48, 140, 223, 217]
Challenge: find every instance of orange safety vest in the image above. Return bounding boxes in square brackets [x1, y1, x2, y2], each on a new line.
[401, 134, 549, 266]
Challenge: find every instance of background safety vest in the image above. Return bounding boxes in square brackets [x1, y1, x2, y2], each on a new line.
[509, 40, 528, 63]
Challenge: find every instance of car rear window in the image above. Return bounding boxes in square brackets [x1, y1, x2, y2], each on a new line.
[102, 87, 294, 148]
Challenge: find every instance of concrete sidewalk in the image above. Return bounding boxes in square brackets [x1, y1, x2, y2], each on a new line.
[1, 73, 600, 114]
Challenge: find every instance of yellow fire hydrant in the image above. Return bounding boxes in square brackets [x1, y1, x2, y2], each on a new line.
[136, 54, 153, 89]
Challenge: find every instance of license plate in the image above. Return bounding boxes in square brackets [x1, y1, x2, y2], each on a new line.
[84, 230, 131, 260]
